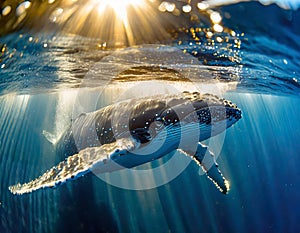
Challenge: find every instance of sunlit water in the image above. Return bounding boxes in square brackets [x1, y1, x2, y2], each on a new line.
[1, 1, 300, 233]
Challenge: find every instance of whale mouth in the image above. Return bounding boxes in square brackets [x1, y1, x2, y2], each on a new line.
[222, 98, 242, 121]
[226, 107, 242, 121]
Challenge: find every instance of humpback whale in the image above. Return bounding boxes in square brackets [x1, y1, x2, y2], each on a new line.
[9, 91, 241, 195]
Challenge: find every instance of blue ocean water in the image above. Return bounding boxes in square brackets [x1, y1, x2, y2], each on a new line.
[1, 1, 300, 233]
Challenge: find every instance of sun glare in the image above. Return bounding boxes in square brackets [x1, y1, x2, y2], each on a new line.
[86, 0, 147, 45]
[95, 0, 145, 20]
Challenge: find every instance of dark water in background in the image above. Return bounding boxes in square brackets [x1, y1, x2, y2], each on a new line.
[1, 1, 300, 233]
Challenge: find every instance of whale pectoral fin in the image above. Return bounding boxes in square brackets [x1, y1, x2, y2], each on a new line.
[179, 143, 230, 194]
[9, 138, 137, 195]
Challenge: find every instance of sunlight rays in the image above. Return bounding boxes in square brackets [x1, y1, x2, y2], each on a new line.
[62, 0, 157, 46]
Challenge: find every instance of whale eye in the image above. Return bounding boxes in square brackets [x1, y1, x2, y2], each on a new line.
[152, 120, 164, 130]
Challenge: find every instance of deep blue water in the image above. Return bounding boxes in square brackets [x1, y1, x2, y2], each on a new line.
[1, 1, 300, 233]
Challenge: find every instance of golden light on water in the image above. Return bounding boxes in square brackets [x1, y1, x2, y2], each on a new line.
[2, 5, 12, 16]
[0, 0, 242, 54]
[213, 24, 223, 32]
[210, 11, 222, 24]
[182, 4, 192, 13]
[54, 0, 230, 47]
[197, 2, 209, 10]
[46, 0, 193, 47]
[44, 0, 236, 47]
[158, 1, 176, 12]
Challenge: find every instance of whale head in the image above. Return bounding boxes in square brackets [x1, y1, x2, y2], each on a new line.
[157, 91, 242, 142]
[127, 92, 241, 145]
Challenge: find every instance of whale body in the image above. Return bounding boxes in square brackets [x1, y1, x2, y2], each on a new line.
[9, 91, 241, 195]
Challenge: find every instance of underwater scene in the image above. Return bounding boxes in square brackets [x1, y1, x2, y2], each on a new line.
[0, 0, 300, 232]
